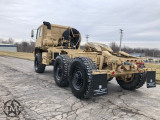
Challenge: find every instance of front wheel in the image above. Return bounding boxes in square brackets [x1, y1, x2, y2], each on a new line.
[34, 53, 46, 73]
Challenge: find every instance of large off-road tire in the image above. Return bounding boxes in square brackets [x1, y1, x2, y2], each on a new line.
[69, 57, 97, 99]
[54, 55, 72, 87]
[34, 53, 46, 73]
[116, 73, 146, 90]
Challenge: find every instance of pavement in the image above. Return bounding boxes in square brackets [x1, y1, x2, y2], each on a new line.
[0, 56, 160, 120]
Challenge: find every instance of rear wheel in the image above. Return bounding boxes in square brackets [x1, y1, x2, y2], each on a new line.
[54, 55, 72, 87]
[69, 57, 97, 99]
[116, 73, 146, 90]
[34, 53, 46, 73]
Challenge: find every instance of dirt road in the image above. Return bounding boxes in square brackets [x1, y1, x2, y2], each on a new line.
[0, 56, 159, 120]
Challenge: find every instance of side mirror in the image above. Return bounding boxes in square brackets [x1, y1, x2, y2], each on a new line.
[31, 30, 34, 38]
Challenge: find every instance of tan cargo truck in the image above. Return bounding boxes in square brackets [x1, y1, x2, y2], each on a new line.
[31, 22, 156, 99]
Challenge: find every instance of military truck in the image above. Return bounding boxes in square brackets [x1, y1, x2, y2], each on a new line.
[31, 21, 156, 99]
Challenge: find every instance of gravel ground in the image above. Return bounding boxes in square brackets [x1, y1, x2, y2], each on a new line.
[0, 56, 160, 120]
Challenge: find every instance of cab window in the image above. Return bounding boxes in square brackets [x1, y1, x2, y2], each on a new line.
[36, 27, 43, 39]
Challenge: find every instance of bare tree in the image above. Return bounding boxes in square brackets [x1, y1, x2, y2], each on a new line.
[1, 38, 14, 44]
[0, 38, 3, 43]
[109, 42, 119, 52]
[8, 38, 14, 44]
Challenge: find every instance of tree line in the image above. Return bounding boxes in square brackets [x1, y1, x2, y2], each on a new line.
[0, 38, 160, 57]
[109, 42, 160, 57]
[0, 38, 35, 53]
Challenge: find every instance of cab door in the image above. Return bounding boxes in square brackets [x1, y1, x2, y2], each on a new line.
[35, 26, 43, 48]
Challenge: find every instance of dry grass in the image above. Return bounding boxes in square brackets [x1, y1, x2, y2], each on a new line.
[145, 63, 160, 84]
[0, 51, 34, 61]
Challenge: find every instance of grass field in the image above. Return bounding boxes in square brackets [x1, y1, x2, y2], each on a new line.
[0, 51, 159, 83]
[0, 51, 34, 61]
[145, 63, 160, 84]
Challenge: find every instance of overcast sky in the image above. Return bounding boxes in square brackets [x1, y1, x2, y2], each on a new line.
[0, 0, 160, 49]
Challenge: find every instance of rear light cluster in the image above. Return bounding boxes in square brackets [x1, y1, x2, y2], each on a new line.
[125, 60, 145, 68]
[136, 62, 145, 68]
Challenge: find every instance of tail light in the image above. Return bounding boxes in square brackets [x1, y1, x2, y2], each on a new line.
[136, 62, 145, 68]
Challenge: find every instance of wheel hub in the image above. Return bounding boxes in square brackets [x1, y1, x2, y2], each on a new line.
[56, 65, 63, 81]
[72, 70, 83, 90]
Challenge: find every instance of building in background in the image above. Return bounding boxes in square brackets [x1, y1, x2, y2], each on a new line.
[0, 44, 17, 52]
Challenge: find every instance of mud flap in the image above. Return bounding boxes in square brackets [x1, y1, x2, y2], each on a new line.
[146, 71, 156, 88]
[92, 74, 108, 96]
